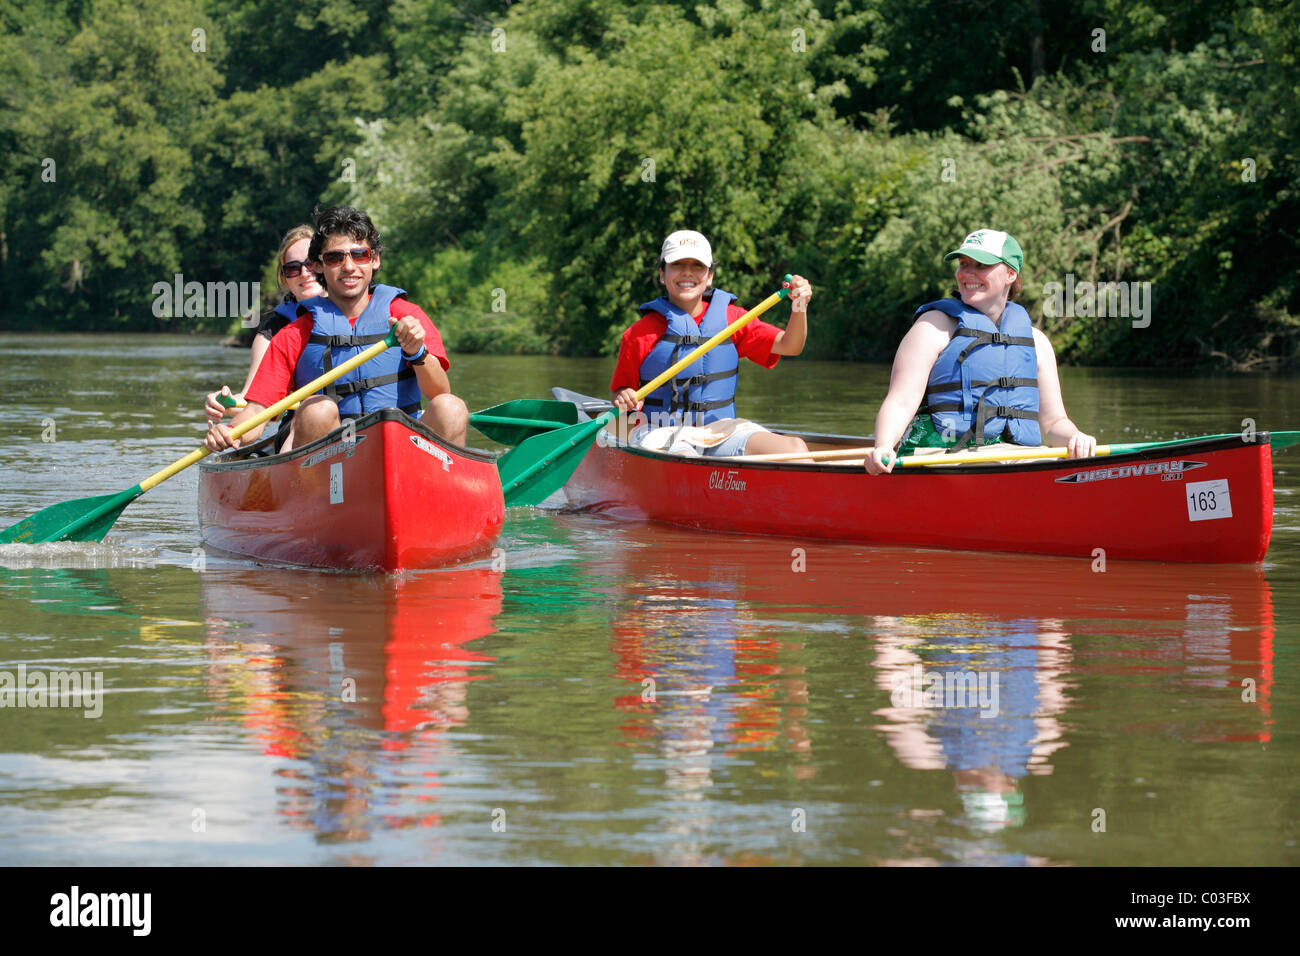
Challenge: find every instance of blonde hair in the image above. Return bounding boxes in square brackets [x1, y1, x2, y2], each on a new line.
[274, 224, 316, 294]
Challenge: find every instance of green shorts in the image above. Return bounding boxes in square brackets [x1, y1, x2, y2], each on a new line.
[898, 414, 1004, 455]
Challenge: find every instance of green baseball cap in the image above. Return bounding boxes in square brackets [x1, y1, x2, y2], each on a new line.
[944, 229, 1024, 274]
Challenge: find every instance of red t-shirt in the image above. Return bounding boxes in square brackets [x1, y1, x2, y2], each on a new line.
[609, 301, 781, 395]
[245, 296, 448, 409]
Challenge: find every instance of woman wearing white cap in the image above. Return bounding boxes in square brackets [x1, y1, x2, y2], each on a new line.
[864, 229, 1096, 474]
[610, 230, 813, 457]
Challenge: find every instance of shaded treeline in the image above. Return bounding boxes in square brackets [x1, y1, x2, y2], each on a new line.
[1, 0, 1296, 367]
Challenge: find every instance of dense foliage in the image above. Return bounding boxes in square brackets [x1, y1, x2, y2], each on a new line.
[1, 0, 1296, 368]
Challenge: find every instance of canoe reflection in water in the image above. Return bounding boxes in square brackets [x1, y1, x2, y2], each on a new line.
[200, 567, 502, 842]
[594, 524, 1274, 845]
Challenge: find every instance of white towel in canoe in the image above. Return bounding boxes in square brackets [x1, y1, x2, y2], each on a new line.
[635, 419, 756, 456]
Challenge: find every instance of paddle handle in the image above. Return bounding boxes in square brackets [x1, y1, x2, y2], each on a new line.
[632, 276, 792, 404]
[219, 393, 301, 412]
[139, 330, 399, 491]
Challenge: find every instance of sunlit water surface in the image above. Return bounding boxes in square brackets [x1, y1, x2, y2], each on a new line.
[0, 334, 1297, 865]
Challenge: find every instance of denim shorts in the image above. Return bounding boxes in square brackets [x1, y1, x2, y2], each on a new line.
[701, 420, 768, 457]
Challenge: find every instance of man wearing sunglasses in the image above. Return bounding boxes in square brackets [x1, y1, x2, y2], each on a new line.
[205, 205, 467, 454]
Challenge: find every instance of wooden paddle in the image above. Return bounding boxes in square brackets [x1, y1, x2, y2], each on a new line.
[736, 430, 1300, 465]
[0, 329, 402, 544]
[496, 278, 793, 506]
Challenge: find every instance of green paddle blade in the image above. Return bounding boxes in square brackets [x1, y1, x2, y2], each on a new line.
[1267, 430, 1300, 450]
[0, 485, 144, 544]
[469, 399, 580, 446]
[497, 412, 613, 506]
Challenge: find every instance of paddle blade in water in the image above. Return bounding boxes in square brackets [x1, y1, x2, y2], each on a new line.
[497, 414, 611, 506]
[469, 399, 580, 446]
[0, 486, 144, 544]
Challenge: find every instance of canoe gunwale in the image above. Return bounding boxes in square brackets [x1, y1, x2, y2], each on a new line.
[552, 386, 1277, 475]
[198, 407, 499, 474]
[599, 429, 1275, 477]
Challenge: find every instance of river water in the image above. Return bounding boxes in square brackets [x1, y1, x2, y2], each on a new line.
[0, 333, 1297, 865]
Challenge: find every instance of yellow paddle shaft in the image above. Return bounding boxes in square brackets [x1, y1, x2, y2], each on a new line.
[895, 444, 1113, 466]
[139, 335, 397, 491]
[631, 287, 790, 405]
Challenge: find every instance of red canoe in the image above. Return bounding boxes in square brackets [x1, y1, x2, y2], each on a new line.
[553, 393, 1276, 563]
[198, 409, 504, 571]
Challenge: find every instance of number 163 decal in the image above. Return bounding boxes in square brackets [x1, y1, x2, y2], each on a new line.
[1185, 479, 1232, 521]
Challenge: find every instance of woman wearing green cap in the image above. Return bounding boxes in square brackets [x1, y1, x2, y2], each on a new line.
[864, 229, 1095, 474]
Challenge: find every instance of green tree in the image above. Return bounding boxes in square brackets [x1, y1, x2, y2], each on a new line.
[2, 0, 222, 328]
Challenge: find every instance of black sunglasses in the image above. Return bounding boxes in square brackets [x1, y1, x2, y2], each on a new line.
[320, 247, 375, 267]
[280, 259, 315, 278]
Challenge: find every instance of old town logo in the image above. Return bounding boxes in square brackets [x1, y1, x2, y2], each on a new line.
[708, 469, 748, 492]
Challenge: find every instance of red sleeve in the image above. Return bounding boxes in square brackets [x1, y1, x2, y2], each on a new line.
[390, 298, 450, 371]
[610, 314, 669, 394]
[727, 303, 781, 369]
[245, 315, 313, 408]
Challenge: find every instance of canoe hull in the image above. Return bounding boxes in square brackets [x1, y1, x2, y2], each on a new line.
[562, 427, 1274, 563]
[198, 409, 504, 571]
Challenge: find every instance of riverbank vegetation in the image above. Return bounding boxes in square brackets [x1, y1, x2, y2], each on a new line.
[1, 0, 1296, 367]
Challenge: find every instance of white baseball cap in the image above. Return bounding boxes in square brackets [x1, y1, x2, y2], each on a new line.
[660, 230, 713, 268]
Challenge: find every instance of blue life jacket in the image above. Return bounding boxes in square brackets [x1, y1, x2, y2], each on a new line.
[918, 298, 1040, 450]
[293, 284, 422, 416]
[272, 301, 299, 323]
[637, 290, 739, 425]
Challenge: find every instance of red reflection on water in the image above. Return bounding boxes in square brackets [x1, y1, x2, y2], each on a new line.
[201, 567, 502, 839]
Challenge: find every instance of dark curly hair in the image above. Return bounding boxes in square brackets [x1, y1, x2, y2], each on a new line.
[308, 205, 384, 262]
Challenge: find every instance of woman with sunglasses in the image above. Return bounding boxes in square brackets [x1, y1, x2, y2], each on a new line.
[204, 224, 325, 421]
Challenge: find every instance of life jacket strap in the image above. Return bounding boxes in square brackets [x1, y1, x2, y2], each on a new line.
[945, 388, 1040, 452]
[639, 366, 737, 392]
[641, 395, 736, 414]
[660, 332, 707, 346]
[925, 375, 1038, 398]
[952, 328, 1036, 364]
[308, 331, 390, 349]
[323, 367, 416, 400]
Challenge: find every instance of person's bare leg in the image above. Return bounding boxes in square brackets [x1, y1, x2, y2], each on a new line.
[281, 396, 340, 452]
[422, 393, 469, 446]
[742, 431, 809, 458]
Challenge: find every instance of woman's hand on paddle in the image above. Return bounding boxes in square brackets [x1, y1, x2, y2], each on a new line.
[205, 386, 235, 423]
[389, 315, 425, 356]
[612, 388, 642, 413]
[786, 274, 812, 312]
[864, 447, 894, 475]
[1067, 430, 1098, 458]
